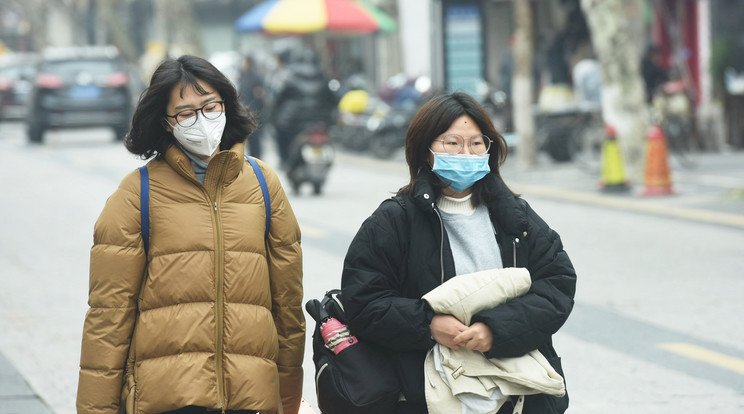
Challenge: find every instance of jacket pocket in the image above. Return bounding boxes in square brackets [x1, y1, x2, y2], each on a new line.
[120, 372, 135, 414]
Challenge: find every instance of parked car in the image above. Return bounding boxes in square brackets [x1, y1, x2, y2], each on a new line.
[26, 46, 134, 143]
[0, 53, 38, 121]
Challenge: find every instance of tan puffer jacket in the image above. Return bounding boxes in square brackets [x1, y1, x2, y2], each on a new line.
[77, 143, 305, 414]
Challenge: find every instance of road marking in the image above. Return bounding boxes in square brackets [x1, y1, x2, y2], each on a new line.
[514, 184, 744, 230]
[300, 224, 327, 239]
[658, 342, 744, 375]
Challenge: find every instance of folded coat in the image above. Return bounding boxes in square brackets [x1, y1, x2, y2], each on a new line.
[422, 267, 566, 414]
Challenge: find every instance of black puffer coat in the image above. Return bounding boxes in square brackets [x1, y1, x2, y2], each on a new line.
[271, 61, 336, 130]
[341, 172, 576, 413]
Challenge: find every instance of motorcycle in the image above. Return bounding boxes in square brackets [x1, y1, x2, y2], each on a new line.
[285, 124, 334, 195]
[367, 101, 415, 159]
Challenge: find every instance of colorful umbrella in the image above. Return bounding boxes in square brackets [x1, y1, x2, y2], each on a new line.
[235, 0, 396, 35]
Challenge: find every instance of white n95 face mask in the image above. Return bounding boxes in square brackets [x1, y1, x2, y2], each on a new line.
[167, 112, 226, 157]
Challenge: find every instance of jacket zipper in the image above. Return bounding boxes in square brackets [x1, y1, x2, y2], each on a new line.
[432, 203, 445, 285]
[512, 237, 520, 267]
[176, 159, 229, 411]
[215, 161, 229, 413]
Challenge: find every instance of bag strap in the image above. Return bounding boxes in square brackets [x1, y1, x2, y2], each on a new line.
[244, 155, 271, 240]
[138, 166, 150, 254]
[138, 157, 272, 254]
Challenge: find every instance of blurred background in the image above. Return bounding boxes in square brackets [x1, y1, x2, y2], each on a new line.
[1, 1, 743, 413]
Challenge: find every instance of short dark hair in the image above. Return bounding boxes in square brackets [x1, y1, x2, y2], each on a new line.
[125, 55, 256, 159]
[399, 92, 511, 204]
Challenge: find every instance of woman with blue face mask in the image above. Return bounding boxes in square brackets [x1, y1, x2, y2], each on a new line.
[340, 92, 576, 414]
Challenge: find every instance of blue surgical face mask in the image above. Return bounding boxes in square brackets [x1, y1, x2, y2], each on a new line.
[430, 150, 491, 193]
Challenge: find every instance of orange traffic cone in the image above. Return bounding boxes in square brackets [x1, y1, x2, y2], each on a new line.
[599, 125, 630, 192]
[642, 125, 674, 196]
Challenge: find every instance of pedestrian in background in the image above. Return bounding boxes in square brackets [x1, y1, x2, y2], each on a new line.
[76, 55, 305, 414]
[340, 92, 576, 414]
[641, 45, 669, 103]
[271, 50, 337, 167]
[239, 55, 267, 158]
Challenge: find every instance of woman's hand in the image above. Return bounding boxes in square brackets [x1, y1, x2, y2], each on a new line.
[453, 322, 493, 353]
[430, 314, 468, 350]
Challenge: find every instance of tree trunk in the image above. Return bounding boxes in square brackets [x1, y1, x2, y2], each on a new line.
[513, 0, 537, 168]
[14, 0, 48, 51]
[153, 0, 203, 57]
[98, 0, 138, 61]
[581, 0, 648, 181]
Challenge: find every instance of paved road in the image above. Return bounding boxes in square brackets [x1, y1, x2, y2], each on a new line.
[1, 122, 743, 413]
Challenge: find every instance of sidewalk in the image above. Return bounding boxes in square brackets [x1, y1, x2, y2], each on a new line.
[0, 351, 51, 414]
[500, 150, 744, 229]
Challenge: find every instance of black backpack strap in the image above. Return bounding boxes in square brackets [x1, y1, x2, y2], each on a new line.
[391, 194, 406, 211]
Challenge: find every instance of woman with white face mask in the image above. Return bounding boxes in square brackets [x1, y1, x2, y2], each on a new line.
[339, 92, 576, 414]
[77, 55, 305, 414]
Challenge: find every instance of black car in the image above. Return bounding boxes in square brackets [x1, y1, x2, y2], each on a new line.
[0, 53, 38, 121]
[26, 46, 134, 143]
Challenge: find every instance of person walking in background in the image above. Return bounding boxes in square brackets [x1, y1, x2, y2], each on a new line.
[76, 55, 305, 414]
[270, 50, 337, 167]
[239, 55, 267, 158]
[340, 92, 576, 414]
[641, 45, 669, 103]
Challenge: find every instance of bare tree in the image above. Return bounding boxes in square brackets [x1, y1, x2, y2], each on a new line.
[513, 0, 537, 168]
[581, 0, 648, 180]
[97, 0, 138, 61]
[153, 0, 203, 57]
[11, 0, 49, 51]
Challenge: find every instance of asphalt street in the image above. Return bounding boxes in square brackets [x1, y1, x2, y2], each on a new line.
[1, 122, 743, 413]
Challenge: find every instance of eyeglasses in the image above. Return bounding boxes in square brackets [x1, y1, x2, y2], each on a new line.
[432, 134, 492, 154]
[165, 100, 225, 127]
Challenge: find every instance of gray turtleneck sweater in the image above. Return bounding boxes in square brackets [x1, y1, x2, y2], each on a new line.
[437, 194, 503, 275]
[180, 145, 209, 184]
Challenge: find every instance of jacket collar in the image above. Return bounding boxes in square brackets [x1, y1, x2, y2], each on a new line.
[164, 142, 245, 194]
[484, 173, 528, 236]
[410, 170, 527, 236]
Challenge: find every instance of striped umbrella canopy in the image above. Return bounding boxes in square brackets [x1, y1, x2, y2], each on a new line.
[235, 0, 396, 35]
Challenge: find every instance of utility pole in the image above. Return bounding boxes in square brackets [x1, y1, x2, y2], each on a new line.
[513, 0, 537, 168]
[581, 0, 648, 180]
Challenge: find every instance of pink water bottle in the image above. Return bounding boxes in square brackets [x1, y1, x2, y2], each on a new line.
[320, 317, 358, 354]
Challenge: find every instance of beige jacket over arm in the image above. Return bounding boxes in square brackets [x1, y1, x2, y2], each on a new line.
[422, 267, 565, 414]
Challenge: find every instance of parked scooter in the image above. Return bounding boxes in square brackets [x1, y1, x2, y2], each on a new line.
[285, 124, 334, 195]
[367, 101, 414, 159]
[367, 75, 433, 158]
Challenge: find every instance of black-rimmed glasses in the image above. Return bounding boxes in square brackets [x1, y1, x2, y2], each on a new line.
[432, 134, 492, 154]
[165, 100, 225, 127]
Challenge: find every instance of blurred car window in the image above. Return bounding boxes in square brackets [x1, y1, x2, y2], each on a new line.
[25, 46, 134, 144]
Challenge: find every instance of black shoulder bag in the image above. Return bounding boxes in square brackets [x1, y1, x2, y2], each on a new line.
[306, 290, 400, 414]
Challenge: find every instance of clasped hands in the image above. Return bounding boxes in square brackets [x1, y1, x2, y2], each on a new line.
[430, 314, 493, 353]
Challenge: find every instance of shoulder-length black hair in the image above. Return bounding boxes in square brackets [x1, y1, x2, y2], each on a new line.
[398, 91, 512, 204]
[125, 55, 256, 159]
